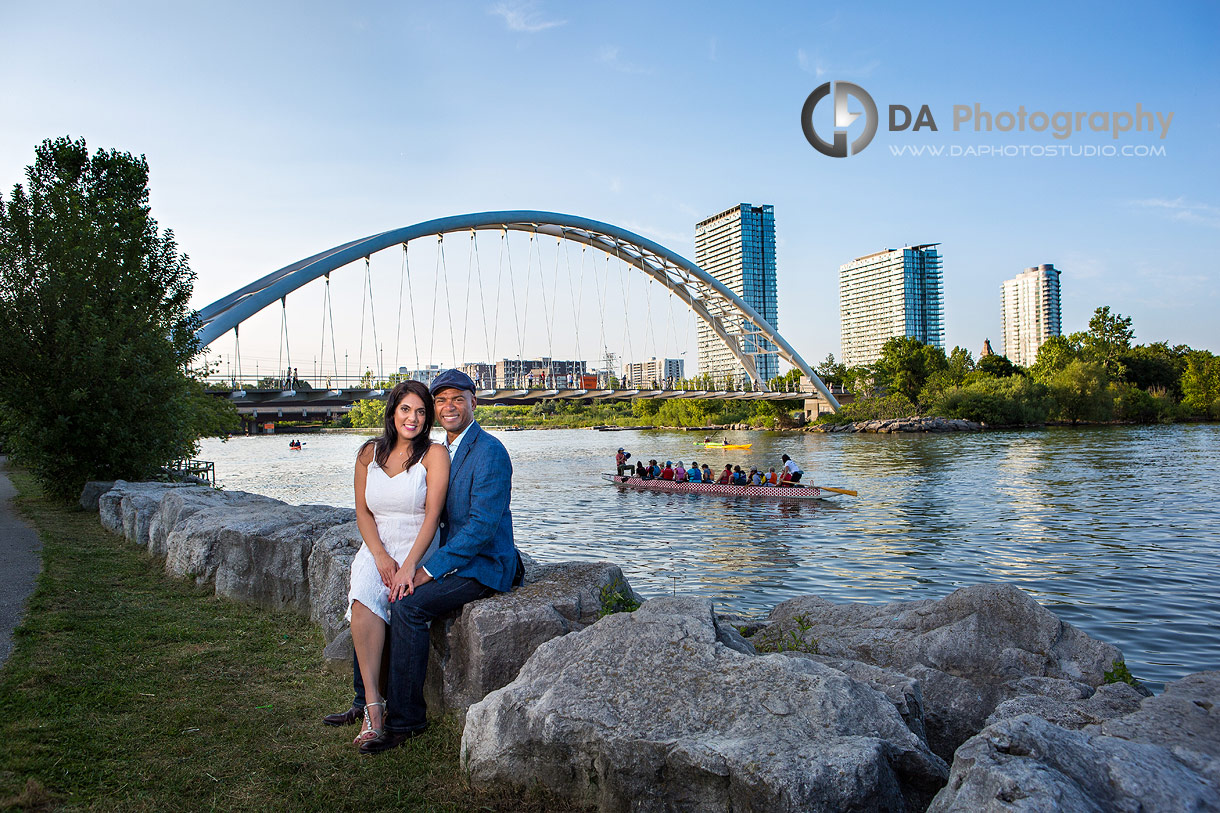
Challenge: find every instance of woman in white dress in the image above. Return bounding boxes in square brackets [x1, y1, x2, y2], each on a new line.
[347, 380, 450, 746]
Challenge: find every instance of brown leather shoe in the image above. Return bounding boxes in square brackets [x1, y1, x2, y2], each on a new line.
[321, 704, 364, 727]
[357, 726, 426, 755]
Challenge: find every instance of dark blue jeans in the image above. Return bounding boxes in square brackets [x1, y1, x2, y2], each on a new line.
[385, 575, 491, 733]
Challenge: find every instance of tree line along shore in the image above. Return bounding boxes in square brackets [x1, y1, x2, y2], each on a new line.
[330, 307, 1219, 432]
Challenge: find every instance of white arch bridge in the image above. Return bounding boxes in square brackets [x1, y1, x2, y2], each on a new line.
[196, 210, 840, 411]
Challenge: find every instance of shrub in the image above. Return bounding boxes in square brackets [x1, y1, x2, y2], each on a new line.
[820, 392, 919, 424]
[929, 376, 1048, 425]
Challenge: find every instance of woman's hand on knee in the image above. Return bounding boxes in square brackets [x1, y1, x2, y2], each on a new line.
[374, 551, 399, 588]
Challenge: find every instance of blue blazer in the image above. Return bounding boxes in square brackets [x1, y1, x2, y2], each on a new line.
[427, 422, 518, 593]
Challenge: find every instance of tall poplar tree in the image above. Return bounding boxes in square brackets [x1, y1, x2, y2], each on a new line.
[0, 136, 232, 499]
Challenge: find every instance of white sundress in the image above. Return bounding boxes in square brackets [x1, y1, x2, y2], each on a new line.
[346, 458, 440, 624]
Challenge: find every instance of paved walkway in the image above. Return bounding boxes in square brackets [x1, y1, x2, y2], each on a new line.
[0, 455, 42, 666]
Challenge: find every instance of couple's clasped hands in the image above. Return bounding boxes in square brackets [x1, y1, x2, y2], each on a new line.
[374, 551, 434, 602]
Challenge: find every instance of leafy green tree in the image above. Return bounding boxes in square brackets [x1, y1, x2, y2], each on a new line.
[814, 354, 847, 388]
[946, 346, 975, 383]
[347, 399, 386, 428]
[653, 398, 714, 427]
[873, 337, 948, 403]
[976, 354, 1019, 378]
[821, 392, 919, 424]
[1029, 334, 1083, 382]
[749, 397, 803, 428]
[768, 368, 803, 392]
[0, 136, 234, 499]
[1083, 306, 1134, 375]
[1048, 360, 1113, 423]
[1109, 381, 1179, 423]
[1119, 341, 1187, 395]
[929, 376, 1049, 425]
[1179, 350, 1220, 419]
[918, 346, 977, 409]
[631, 398, 661, 419]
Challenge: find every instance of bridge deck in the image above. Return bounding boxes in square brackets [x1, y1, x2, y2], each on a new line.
[207, 387, 833, 411]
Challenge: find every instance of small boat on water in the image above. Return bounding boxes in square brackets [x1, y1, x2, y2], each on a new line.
[603, 474, 854, 500]
[697, 443, 753, 450]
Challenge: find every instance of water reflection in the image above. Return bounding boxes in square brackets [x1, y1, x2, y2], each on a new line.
[200, 423, 1220, 689]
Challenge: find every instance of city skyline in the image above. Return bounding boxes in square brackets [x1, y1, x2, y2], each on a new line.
[1, 2, 1216, 371]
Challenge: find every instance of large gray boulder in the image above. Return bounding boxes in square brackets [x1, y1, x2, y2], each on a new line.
[98, 481, 196, 546]
[463, 596, 948, 812]
[929, 671, 1220, 812]
[985, 680, 1146, 730]
[148, 487, 285, 557]
[756, 584, 1122, 759]
[79, 481, 115, 512]
[307, 521, 364, 644]
[786, 653, 929, 743]
[162, 501, 354, 614]
[425, 561, 641, 720]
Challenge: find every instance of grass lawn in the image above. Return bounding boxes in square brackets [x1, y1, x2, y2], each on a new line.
[0, 471, 572, 812]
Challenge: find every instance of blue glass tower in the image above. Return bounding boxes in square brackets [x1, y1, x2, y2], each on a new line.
[695, 204, 779, 386]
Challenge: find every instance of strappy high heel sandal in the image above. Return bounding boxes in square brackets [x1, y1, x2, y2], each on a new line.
[353, 700, 386, 745]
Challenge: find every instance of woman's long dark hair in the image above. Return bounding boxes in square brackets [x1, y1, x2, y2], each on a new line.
[360, 380, 434, 473]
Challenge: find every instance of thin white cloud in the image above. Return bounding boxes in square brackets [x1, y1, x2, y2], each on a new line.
[489, 1, 565, 33]
[1132, 197, 1220, 229]
[797, 49, 880, 79]
[619, 220, 689, 248]
[598, 45, 651, 75]
[1059, 253, 1105, 280]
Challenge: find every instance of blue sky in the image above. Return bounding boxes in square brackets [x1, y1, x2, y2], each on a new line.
[2, 1, 1217, 379]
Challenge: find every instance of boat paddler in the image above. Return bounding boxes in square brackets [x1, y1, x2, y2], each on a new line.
[616, 448, 632, 476]
[781, 454, 804, 484]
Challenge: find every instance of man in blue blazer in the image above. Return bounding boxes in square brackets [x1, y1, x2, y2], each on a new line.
[338, 368, 520, 754]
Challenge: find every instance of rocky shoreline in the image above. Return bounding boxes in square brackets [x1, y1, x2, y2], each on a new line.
[86, 480, 1218, 811]
[809, 416, 984, 434]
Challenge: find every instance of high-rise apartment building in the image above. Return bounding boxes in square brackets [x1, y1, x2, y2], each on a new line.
[839, 245, 944, 366]
[694, 204, 779, 386]
[623, 357, 684, 388]
[1001, 264, 1061, 367]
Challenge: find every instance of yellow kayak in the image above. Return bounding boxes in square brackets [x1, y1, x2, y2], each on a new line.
[698, 443, 753, 450]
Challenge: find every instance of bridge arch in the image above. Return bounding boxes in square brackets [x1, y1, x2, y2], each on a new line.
[195, 210, 840, 409]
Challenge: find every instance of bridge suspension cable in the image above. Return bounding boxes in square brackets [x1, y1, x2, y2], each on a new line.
[233, 324, 242, 386]
[192, 211, 841, 409]
[277, 296, 292, 387]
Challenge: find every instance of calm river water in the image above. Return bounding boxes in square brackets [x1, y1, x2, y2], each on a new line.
[198, 424, 1220, 690]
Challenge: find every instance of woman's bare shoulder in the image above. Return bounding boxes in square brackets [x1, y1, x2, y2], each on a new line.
[422, 442, 450, 467]
[355, 441, 377, 466]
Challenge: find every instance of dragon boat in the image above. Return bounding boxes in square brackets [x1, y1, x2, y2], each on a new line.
[602, 474, 854, 500]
